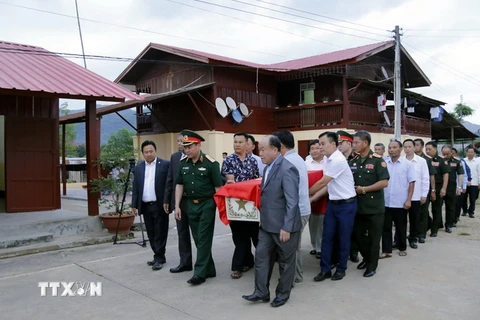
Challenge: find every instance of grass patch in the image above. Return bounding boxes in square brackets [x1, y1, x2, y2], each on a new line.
[459, 232, 471, 236]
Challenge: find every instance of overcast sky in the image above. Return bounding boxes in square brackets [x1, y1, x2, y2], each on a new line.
[1, 0, 480, 123]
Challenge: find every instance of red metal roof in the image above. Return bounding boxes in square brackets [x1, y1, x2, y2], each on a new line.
[268, 41, 393, 70]
[0, 41, 140, 102]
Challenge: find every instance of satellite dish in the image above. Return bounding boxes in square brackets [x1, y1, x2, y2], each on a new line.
[239, 103, 249, 116]
[232, 109, 243, 123]
[383, 112, 391, 126]
[381, 66, 389, 80]
[215, 98, 229, 118]
[226, 97, 237, 110]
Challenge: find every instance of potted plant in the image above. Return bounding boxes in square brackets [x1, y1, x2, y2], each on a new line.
[322, 96, 329, 103]
[89, 129, 136, 234]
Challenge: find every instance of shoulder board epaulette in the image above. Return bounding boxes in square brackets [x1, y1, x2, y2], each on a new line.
[205, 154, 216, 163]
[372, 153, 382, 158]
[424, 154, 432, 159]
[454, 156, 460, 160]
[351, 154, 360, 160]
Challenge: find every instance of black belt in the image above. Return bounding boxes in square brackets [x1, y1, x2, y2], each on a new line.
[330, 197, 356, 205]
[189, 197, 211, 204]
[142, 201, 156, 205]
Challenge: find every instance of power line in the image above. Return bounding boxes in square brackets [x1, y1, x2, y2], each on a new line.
[192, 0, 385, 42]
[229, 0, 388, 37]
[165, 0, 344, 49]
[403, 42, 480, 88]
[255, 0, 386, 32]
[406, 28, 480, 31]
[0, 0, 285, 59]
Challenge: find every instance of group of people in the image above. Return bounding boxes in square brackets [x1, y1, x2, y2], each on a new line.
[129, 128, 479, 308]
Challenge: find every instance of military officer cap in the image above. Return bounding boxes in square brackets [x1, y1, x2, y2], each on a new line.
[180, 129, 205, 146]
[337, 130, 353, 143]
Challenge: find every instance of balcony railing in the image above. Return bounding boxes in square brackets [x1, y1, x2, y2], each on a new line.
[274, 101, 343, 129]
[137, 113, 152, 132]
[404, 115, 431, 136]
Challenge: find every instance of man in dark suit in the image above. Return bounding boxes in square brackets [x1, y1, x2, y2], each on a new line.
[163, 133, 192, 273]
[131, 140, 170, 271]
[242, 135, 301, 308]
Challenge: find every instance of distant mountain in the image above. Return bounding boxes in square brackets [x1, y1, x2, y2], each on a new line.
[462, 121, 480, 136]
[68, 108, 136, 145]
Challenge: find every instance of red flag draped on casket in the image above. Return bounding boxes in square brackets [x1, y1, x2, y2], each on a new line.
[214, 171, 327, 225]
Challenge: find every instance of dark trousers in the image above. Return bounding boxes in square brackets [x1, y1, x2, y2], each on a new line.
[230, 221, 259, 272]
[463, 185, 478, 215]
[142, 202, 169, 263]
[455, 193, 465, 222]
[431, 187, 444, 233]
[320, 200, 357, 273]
[354, 213, 384, 272]
[418, 195, 432, 239]
[187, 198, 216, 278]
[176, 200, 192, 268]
[383, 207, 407, 252]
[408, 201, 421, 242]
[444, 189, 456, 228]
[253, 228, 299, 301]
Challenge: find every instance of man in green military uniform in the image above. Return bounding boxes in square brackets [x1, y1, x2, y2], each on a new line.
[414, 139, 437, 243]
[175, 130, 224, 285]
[349, 130, 389, 277]
[425, 141, 450, 237]
[337, 130, 359, 263]
[441, 145, 464, 233]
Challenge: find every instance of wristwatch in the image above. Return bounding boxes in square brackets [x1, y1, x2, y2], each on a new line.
[431, 189, 436, 192]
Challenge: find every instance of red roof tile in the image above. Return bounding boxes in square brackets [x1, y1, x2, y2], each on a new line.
[0, 41, 140, 101]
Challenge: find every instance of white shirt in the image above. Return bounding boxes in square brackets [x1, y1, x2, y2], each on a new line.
[305, 158, 325, 171]
[324, 149, 356, 200]
[284, 150, 311, 216]
[142, 158, 157, 202]
[384, 156, 415, 208]
[464, 157, 480, 186]
[406, 154, 429, 201]
[252, 154, 266, 177]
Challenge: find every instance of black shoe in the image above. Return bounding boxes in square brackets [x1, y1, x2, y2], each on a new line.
[445, 227, 452, 233]
[314, 271, 332, 282]
[469, 214, 475, 218]
[147, 260, 156, 266]
[357, 261, 367, 270]
[242, 293, 270, 303]
[363, 270, 376, 278]
[462, 212, 467, 216]
[430, 232, 438, 237]
[350, 254, 360, 263]
[170, 265, 193, 273]
[418, 238, 425, 243]
[392, 241, 398, 250]
[409, 242, 418, 249]
[315, 252, 321, 259]
[152, 262, 163, 271]
[270, 298, 287, 308]
[187, 276, 205, 285]
[453, 223, 457, 227]
[331, 271, 346, 281]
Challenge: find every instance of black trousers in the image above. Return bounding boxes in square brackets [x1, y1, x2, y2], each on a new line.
[443, 189, 456, 228]
[383, 207, 408, 253]
[455, 193, 465, 222]
[230, 221, 259, 272]
[463, 185, 478, 215]
[408, 201, 421, 242]
[142, 202, 169, 263]
[418, 194, 432, 238]
[431, 187, 444, 233]
[175, 200, 192, 268]
[354, 213, 384, 272]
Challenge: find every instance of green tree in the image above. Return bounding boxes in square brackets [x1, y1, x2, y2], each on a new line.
[75, 144, 86, 157]
[452, 102, 475, 122]
[59, 102, 77, 157]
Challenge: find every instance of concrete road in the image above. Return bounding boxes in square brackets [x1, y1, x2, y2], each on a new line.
[0, 219, 479, 320]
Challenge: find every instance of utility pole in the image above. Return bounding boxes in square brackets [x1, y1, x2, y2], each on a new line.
[393, 25, 402, 140]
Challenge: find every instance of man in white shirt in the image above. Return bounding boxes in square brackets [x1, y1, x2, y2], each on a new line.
[403, 139, 429, 249]
[305, 139, 326, 258]
[247, 135, 266, 176]
[463, 147, 480, 218]
[273, 130, 311, 284]
[309, 132, 357, 282]
[381, 140, 415, 257]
